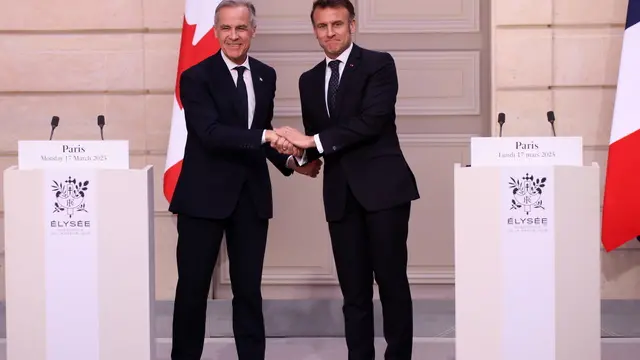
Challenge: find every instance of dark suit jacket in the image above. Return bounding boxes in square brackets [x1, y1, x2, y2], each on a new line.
[299, 44, 420, 221]
[169, 50, 293, 220]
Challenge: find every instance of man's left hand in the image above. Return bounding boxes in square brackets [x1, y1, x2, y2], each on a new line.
[286, 158, 322, 178]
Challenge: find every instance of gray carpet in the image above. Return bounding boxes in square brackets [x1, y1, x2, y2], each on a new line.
[2, 299, 640, 359]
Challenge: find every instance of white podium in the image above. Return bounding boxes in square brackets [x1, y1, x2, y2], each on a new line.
[3, 140, 156, 360]
[454, 136, 601, 360]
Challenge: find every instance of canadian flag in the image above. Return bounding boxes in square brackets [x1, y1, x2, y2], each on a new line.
[601, 0, 640, 251]
[163, 0, 223, 202]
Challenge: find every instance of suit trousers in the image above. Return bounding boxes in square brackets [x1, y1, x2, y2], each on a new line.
[171, 183, 269, 360]
[329, 185, 413, 360]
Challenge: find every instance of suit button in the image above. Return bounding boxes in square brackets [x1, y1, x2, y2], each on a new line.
[333, 146, 337, 151]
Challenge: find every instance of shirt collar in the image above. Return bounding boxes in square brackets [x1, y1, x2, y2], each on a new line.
[325, 42, 353, 67]
[220, 50, 251, 72]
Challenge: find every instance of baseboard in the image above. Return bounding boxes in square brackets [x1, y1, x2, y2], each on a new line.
[0, 299, 639, 338]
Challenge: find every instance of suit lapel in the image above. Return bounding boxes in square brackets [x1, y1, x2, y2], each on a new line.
[333, 44, 362, 119]
[310, 62, 330, 124]
[211, 51, 249, 127]
[249, 61, 267, 129]
[212, 51, 235, 88]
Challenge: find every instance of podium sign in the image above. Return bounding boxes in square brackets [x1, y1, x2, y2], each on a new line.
[470, 136, 583, 166]
[454, 136, 600, 360]
[18, 140, 129, 169]
[4, 139, 155, 360]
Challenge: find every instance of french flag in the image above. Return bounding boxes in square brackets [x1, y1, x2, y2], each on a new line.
[601, 0, 640, 251]
[163, 0, 222, 203]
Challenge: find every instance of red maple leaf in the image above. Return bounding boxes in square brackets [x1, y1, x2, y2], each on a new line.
[174, 17, 220, 109]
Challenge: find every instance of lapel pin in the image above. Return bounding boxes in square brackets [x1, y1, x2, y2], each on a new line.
[349, 63, 354, 67]
[259, 77, 263, 81]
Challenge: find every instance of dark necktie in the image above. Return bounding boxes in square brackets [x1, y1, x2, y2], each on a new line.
[327, 60, 340, 117]
[235, 65, 248, 126]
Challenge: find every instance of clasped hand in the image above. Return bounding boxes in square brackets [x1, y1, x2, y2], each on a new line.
[265, 126, 315, 157]
[265, 126, 322, 177]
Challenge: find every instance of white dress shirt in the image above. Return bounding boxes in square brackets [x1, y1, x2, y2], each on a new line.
[323, 42, 353, 119]
[220, 51, 266, 143]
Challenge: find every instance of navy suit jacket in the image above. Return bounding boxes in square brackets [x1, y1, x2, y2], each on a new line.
[169, 51, 292, 220]
[298, 44, 419, 221]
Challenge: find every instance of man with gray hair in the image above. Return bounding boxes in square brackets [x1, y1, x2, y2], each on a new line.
[168, 1, 322, 359]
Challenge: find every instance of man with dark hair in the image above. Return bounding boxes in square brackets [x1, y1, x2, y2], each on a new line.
[169, 1, 321, 359]
[275, 0, 420, 359]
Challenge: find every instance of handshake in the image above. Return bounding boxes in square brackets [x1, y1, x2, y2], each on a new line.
[264, 126, 322, 177]
[264, 126, 314, 157]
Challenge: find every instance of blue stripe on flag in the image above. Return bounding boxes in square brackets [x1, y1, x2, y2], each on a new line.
[627, 0, 640, 29]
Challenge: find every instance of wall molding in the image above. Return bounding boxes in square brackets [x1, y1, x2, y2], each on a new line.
[391, 51, 481, 116]
[408, 265, 455, 284]
[219, 264, 340, 286]
[249, 51, 323, 118]
[212, 133, 477, 287]
[216, 235, 340, 285]
[250, 50, 481, 118]
[257, 20, 312, 35]
[398, 133, 478, 146]
[358, 0, 480, 34]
